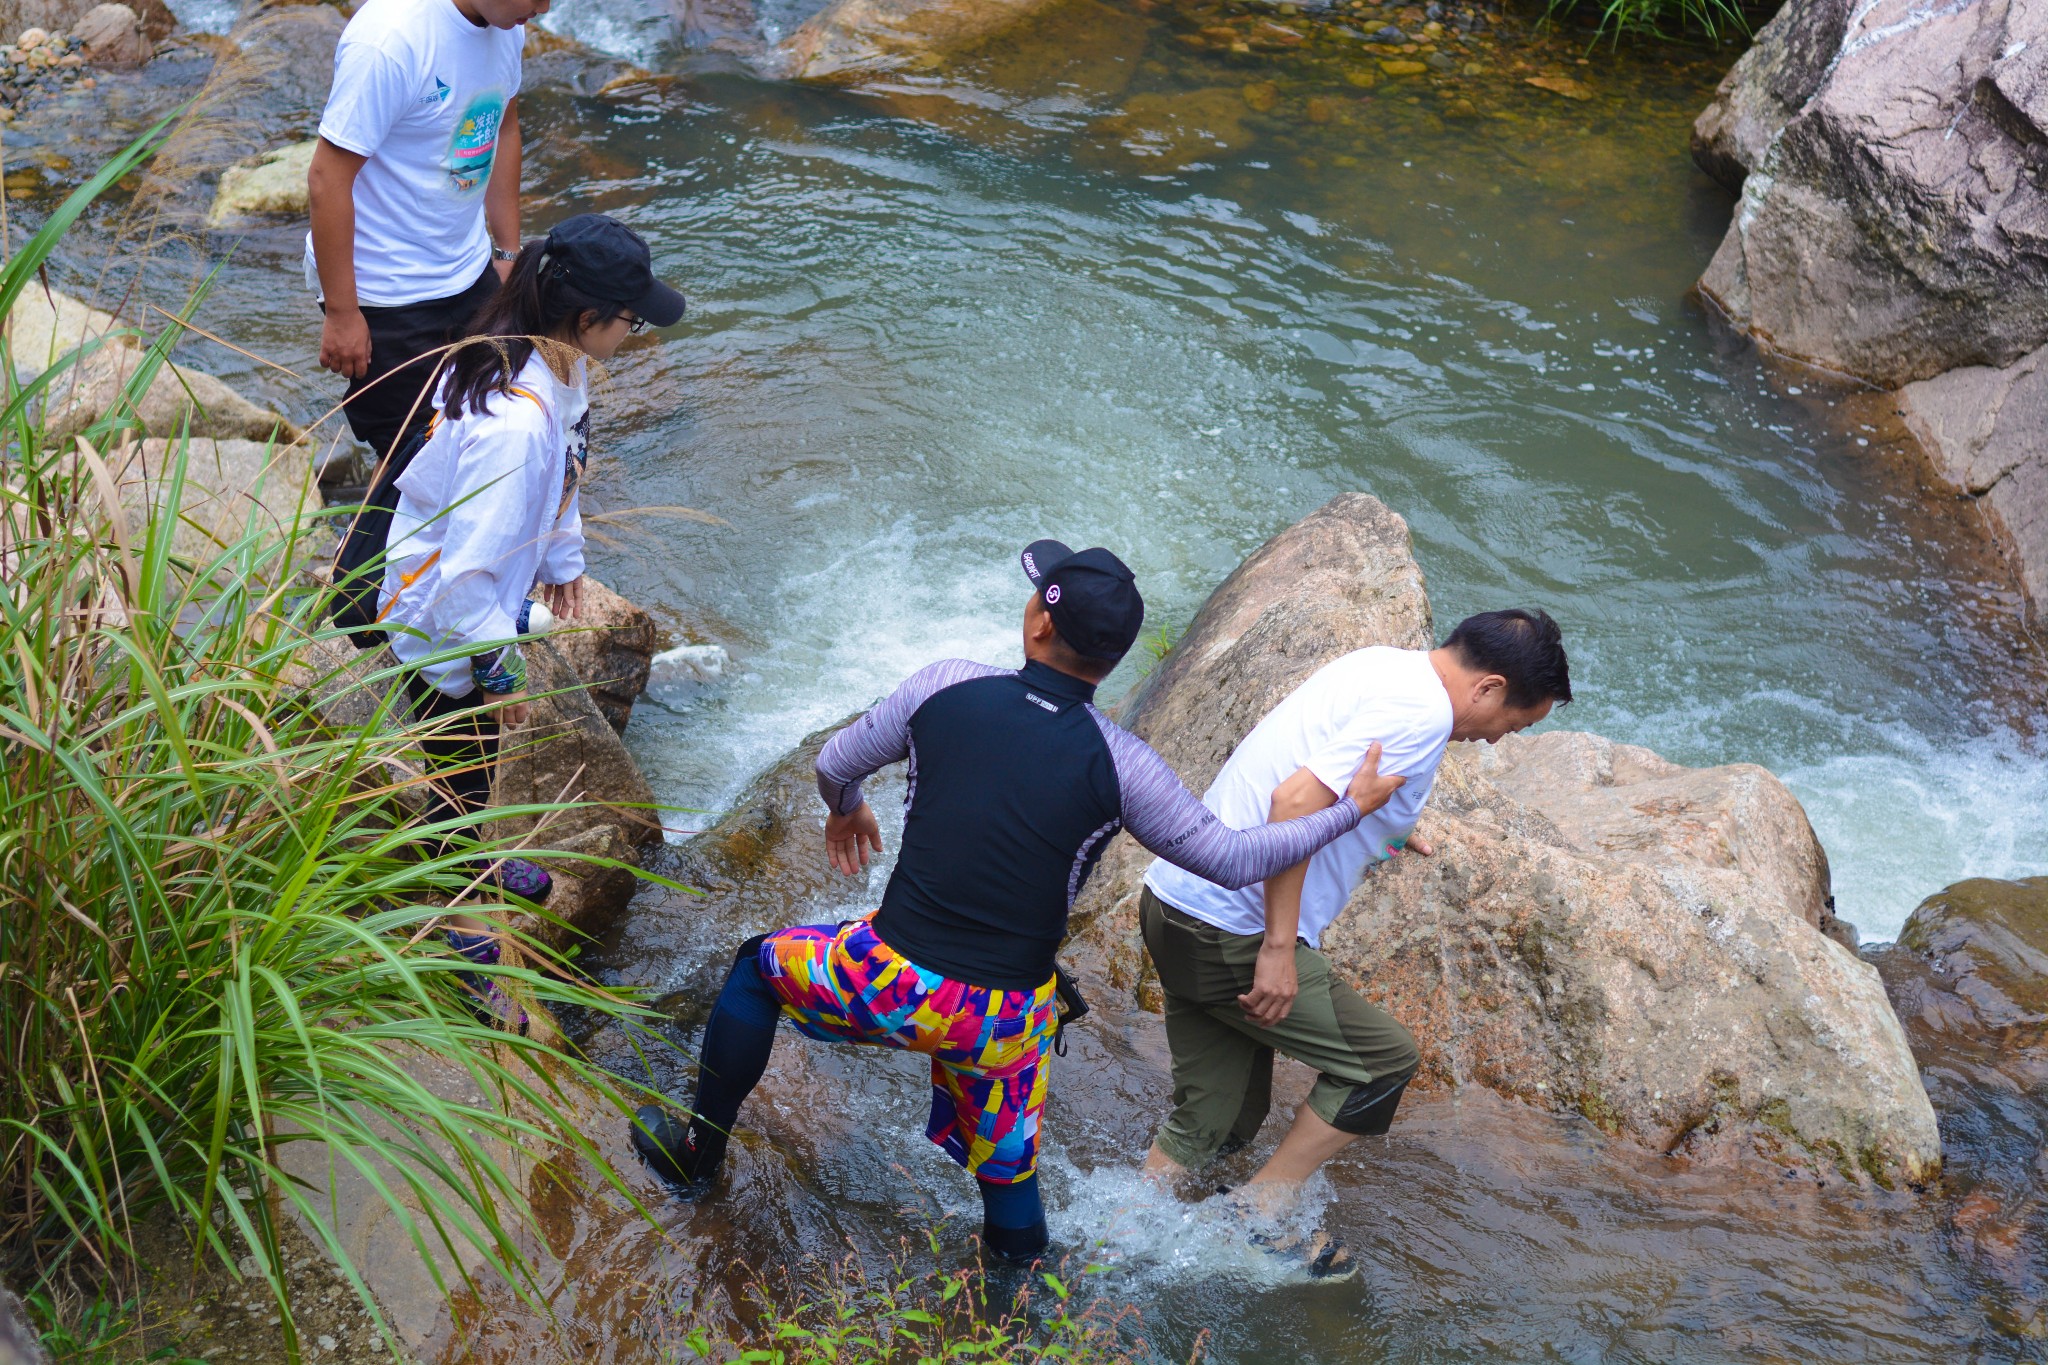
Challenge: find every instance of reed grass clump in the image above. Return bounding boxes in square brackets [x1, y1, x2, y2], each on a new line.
[0, 128, 656, 1358]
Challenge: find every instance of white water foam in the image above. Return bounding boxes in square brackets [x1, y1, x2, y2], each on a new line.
[1785, 723, 2048, 943]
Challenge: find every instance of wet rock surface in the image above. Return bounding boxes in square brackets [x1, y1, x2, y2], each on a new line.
[1067, 492, 1940, 1185]
[1869, 878, 2048, 1292]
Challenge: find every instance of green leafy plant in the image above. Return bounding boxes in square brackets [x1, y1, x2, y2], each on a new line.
[0, 127, 662, 1360]
[1543, 0, 1754, 45]
[23, 1289, 203, 1365]
[670, 1233, 1200, 1365]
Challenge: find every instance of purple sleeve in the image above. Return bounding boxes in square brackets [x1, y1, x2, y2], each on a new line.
[1091, 709, 1363, 891]
[815, 659, 1011, 816]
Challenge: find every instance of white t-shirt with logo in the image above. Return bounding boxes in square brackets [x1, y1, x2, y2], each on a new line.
[306, 0, 523, 307]
[1143, 647, 1453, 947]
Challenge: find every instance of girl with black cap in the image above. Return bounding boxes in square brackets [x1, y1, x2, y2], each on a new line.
[377, 213, 686, 1025]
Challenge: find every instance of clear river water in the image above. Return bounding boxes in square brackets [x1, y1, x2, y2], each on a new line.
[136, 0, 2048, 1357]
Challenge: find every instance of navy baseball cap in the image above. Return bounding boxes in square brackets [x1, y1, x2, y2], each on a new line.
[1019, 539, 1146, 661]
[542, 214, 687, 328]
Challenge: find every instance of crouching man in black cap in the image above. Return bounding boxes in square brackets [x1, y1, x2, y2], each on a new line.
[632, 542, 1408, 1262]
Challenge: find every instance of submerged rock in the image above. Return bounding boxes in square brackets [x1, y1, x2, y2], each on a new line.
[776, 0, 1068, 81]
[1083, 87, 1254, 170]
[206, 138, 314, 225]
[1067, 492, 1941, 1186]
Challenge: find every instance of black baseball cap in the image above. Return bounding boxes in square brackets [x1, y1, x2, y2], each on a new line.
[542, 214, 687, 328]
[1019, 539, 1145, 662]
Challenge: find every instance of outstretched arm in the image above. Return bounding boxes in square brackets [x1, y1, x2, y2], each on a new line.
[1100, 717, 1404, 890]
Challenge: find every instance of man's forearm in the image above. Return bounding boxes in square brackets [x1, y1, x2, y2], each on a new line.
[1262, 771, 1327, 947]
[1262, 861, 1306, 949]
[485, 100, 522, 253]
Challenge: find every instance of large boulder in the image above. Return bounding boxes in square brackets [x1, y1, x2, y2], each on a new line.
[1898, 349, 2048, 625]
[0, 1285, 48, 1365]
[8, 284, 297, 446]
[118, 436, 315, 563]
[72, 1, 148, 65]
[546, 576, 656, 734]
[775, 0, 1069, 81]
[1696, 0, 2048, 388]
[1068, 493, 1942, 1186]
[1689, 0, 1851, 192]
[1868, 878, 2048, 1269]
[0, 0, 171, 42]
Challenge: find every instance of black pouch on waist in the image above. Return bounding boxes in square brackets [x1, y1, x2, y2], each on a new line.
[1052, 963, 1089, 1056]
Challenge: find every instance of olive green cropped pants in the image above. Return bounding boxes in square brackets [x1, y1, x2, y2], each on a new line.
[1141, 887, 1419, 1169]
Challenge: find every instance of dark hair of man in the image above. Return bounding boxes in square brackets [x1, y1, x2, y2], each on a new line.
[1443, 609, 1572, 709]
[440, 240, 629, 421]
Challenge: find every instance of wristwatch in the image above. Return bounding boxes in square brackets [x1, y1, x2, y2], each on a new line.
[491, 244, 517, 262]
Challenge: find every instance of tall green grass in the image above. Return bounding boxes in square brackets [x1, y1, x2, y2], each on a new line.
[0, 128, 657, 1358]
[1544, 0, 1756, 45]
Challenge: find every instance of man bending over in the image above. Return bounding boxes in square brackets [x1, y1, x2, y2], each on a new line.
[1139, 610, 1572, 1228]
[632, 541, 1408, 1263]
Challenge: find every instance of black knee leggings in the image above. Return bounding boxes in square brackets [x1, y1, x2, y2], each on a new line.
[690, 936, 1049, 1259]
[404, 677, 499, 850]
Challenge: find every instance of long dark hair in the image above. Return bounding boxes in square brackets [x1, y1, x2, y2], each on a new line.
[439, 240, 629, 420]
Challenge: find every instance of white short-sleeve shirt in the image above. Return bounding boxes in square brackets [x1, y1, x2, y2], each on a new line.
[305, 0, 523, 307]
[1143, 647, 1453, 946]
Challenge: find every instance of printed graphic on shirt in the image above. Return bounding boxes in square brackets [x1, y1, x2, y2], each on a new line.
[447, 90, 506, 195]
[557, 407, 589, 516]
[420, 76, 451, 106]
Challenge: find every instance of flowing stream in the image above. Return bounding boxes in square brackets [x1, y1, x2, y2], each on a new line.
[146, 0, 2048, 1355]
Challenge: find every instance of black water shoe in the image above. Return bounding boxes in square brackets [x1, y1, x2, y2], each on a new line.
[631, 1105, 719, 1196]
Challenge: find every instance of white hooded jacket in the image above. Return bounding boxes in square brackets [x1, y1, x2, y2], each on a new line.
[379, 349, 590, 697]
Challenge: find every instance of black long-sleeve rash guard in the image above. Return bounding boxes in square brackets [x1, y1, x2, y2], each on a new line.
[815, 658, 1364, 992]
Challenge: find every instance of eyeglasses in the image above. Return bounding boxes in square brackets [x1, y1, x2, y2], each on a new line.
[625, 315, 649, 334]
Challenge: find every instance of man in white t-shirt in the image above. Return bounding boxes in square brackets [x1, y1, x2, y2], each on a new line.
[306, 0, 543, 463]
[1138, 609, 1573, 1245]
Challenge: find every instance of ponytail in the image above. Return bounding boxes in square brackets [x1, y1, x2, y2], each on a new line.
[439, 240, 628, 420]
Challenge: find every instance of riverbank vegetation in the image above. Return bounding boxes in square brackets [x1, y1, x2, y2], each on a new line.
[1541, 0, 1763, 44]
[0, 129, 657, 1359]
[675, 1237, 1194, 1365]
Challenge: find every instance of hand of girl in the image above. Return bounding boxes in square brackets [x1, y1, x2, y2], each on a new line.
[544, 577, 584, 621]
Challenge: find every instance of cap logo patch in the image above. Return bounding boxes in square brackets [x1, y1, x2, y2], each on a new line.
[1024, 552, 1039, 576]
[1045, 584, 1062, 604]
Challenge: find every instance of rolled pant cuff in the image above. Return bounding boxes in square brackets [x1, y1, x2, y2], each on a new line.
[1152, 1127, 1221, 1170]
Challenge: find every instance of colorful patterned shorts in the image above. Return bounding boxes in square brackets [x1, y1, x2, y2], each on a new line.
[759, 918, 1057, 1184]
